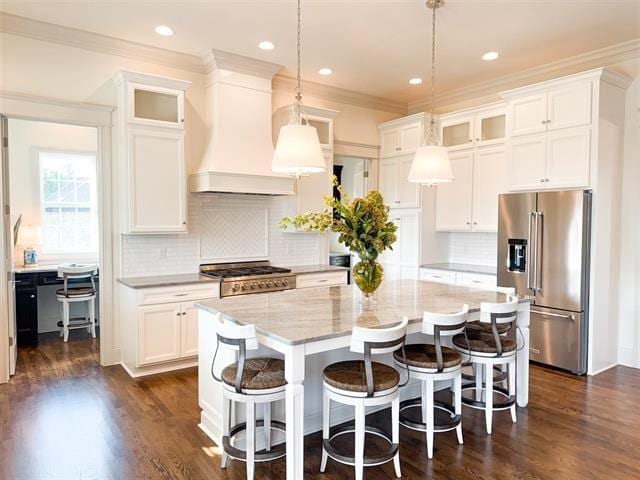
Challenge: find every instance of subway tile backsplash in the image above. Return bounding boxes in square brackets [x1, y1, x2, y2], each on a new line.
[121, 194, 323, 277]
[449, 232, 498, 267]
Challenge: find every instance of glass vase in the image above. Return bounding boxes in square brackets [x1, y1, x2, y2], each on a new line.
[353, 259, 383, 303]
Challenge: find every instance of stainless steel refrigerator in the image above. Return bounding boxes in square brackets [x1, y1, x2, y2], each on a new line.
[497, 190, 591, 374]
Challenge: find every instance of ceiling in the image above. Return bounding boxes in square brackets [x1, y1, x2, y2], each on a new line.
[2, 1, 639, 104]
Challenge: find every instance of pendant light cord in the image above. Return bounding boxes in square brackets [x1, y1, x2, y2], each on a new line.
[428, 1, 437, 145]
[294, 0, 304, 125]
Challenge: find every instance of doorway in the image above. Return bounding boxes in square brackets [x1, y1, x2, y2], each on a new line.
[3, 118, 101, 377]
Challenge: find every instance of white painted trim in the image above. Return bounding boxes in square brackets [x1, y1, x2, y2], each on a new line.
[0, 92, 118, 379]
[588, 362, 619, 376]
[203, 49, 283, 78]
[0, 12, 204, 73]
[409, 39, 640, 113]
[0, 116, 9, 383]
[377, 112, 427, 130]
[113, 70, 192, 91]
[618, 347, 640, 369]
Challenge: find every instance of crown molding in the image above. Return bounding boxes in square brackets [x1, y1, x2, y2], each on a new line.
[202, 49, 282, 79]
[409, 38, 640, 114]
[0, 12, 205, 73]
[272, 75, 407, 115]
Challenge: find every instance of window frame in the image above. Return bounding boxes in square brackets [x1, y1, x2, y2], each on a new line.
[37, 148, 99, 258]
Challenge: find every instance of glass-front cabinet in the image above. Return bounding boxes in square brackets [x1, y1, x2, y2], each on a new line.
[440, 105, 506, 151]
[442, 119, 473, 150]
[128, 84, 185, 128]
[475, 109, 506, 146]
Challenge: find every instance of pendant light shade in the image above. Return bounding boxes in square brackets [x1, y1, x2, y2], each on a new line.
[407, 145, 453, 185]
[272, 124, 326, 175]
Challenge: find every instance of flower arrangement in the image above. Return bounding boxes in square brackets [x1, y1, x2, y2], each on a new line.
[279, 178, 398, 299]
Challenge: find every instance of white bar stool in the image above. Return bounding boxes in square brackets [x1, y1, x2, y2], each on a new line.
[320, 317, 409, 480]
[453, 295, 519, 434]
[393, 306, 468, 459]
[56, 264, 98, 342]
[210, 313, 286, 480]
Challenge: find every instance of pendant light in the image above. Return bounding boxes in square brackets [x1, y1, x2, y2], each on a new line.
[408, 0, 454, 186]
[272, 0, 325, 177]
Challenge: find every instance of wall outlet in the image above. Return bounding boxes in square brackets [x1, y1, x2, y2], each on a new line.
[158, 247, 167, 260]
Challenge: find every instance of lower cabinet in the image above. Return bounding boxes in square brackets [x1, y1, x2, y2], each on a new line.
[120, 283, 220, 377]
[420, 268, 496, 289]
[296, 270, 349, 289]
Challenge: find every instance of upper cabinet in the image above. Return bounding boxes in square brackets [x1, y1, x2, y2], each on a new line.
[440, 104, 506, 151]
[500, 69, 625, 192]
[379, 155, 421, 209]
[114, 71, 191, 234]
[508, 81, 592, 137]
[378, 113, 426, 158]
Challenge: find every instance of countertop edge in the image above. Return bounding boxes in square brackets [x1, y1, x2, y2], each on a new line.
[420, 263, 497, 275]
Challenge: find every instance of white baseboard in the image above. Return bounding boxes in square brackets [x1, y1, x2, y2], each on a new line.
[119, 358, 197, 378]
[588, 362, 618, 376]
[618, 347, 640, 369]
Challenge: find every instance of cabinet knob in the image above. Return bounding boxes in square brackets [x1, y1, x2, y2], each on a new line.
[541, 120, 546, 125]
[180, 118, 185, 123]
[473, 222, 478, 225]
[466, 221, 471, 225]
[182, 221, 186, 225]
[545, 178, 550, 182]
[476, 138, 480, 142]
[540, 179, 545, 183]
[546, 119, 551, 124]
[30, 294, 35, 299]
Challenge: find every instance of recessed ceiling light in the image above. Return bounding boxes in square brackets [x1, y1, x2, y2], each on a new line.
[409, 77, 423, 85]
[318, 67, 333, 76]
[258, 41, 275, 50]
[154, 25, 174, 37]
[482, 51, 499, 61]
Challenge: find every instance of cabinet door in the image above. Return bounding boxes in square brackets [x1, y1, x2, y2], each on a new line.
[547, 81, 592, 131]
[475, 111, 506, 147]
[180, 302, 199, 358]
[379, 158, 398, 207]
[138, 303, 181, 365]
[399, 122, 423, 154]
[297, 149, 332, 213]
[15, 289, 38, 345]
[546, 127, 591, 189]
[396, 210, 421, 279]
[509, 93, 547, 137]
[441, 117, 474, 151]
[435, 151, 474, 231]
[128, 127, 186, 233]
[379, 214, 400, 268]
[129, 83, 184, 129]
[473, 147, 508, 232]
[396, 155, 421, 208]
[507, 134, 547, 191]
[380, 129, 400, 157]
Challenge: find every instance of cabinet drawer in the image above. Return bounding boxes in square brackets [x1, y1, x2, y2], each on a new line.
[296, 271, 348, 289]
[137, 283, 220, 305]
[457, 272, 497, 289]
[419, 269, 457, 285]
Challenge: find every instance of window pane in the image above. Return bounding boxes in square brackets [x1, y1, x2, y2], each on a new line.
[77, 182, 90, 202]
[43, 180, 59, 202]
[59, 181, 75, 202]
[42, 226, 59, 251]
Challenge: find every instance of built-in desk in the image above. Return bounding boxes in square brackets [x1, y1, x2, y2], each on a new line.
[14, 266, 99, 345]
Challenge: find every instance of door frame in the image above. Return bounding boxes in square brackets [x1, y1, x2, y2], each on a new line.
[0, 93, 115, 383]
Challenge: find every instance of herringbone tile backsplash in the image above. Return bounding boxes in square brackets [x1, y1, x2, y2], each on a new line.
[121, 194, 323, 277]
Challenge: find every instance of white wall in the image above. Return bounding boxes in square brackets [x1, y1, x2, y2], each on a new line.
[617, 75, 640, 368]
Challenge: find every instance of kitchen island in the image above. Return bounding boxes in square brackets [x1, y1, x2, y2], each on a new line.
[196, 279, 532, 480]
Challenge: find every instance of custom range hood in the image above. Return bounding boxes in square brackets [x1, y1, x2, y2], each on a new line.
[189, 49, 295, 195]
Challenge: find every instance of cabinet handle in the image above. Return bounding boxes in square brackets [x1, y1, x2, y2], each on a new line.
[545, 178, 550, 182]
[476, 138, 480, 141]
[466, 221, 471, 225]
[541, 120, 546, 125]
[473, 222, 478, 225]
[182, 221, 187, 225]
[540, 179, 545, 183]
[174, 293, 188, 297]
[546, 119, 551, 124]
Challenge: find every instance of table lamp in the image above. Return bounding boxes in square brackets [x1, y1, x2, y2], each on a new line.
[19, 224, 42, 266]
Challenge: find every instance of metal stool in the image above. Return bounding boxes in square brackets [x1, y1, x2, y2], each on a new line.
[394, 306, 468, 459]
[320, 318, 409, 480]
[210, 313, 286, 480]
[453, 295, 519, 434]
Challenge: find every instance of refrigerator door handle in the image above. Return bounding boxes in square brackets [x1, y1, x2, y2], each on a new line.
[531, 309, 576, 321]
[536, 211, 543, 293]
[527, 211, 535, 292]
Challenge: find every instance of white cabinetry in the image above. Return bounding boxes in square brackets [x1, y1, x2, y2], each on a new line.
[436, 152, 474, 231]
[380, 209, 421, 279]
[420, 268, 496, 289]
[379, 155, 421, 209]
[115, 71, 191, 234]
[379, 117, 423, 157]
[295, 270, 348, 289]
[440, 105, 506, 151]
[502, 72, 604, 191]
[120, 282, 220, 377]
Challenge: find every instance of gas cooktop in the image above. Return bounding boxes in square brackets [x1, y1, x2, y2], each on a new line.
[200, 261, 296, 297]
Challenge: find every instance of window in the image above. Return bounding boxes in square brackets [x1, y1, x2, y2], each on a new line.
[39, 151, 98, 254]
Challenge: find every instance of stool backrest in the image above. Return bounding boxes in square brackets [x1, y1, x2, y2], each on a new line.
[422, 305, 469, 372]
[57, 264, 97, 296]
[479, 296, 519, 357]
[350, 317, 408, 397]
[211, 312, 259, 393]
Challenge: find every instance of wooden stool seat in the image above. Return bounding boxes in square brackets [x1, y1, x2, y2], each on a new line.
[221, 358, 286, 391]
[394, 344, 462, 370]
[453, 333, 517, 354]
[465, 321, 510, 336]
[56, 287, 96, 298]
[322, 360, 400, 394]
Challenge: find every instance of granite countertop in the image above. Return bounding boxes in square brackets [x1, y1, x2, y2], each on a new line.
[421, 263, 497, 276]
[285, 264, 350, 274]
[117, 273, 220, 289]
[196, 279, 532, 345]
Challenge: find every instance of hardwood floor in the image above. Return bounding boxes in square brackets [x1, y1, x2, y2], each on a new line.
[1, 333, 639, 479]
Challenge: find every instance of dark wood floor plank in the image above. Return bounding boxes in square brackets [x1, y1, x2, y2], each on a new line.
[1, 332, 639, 479]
